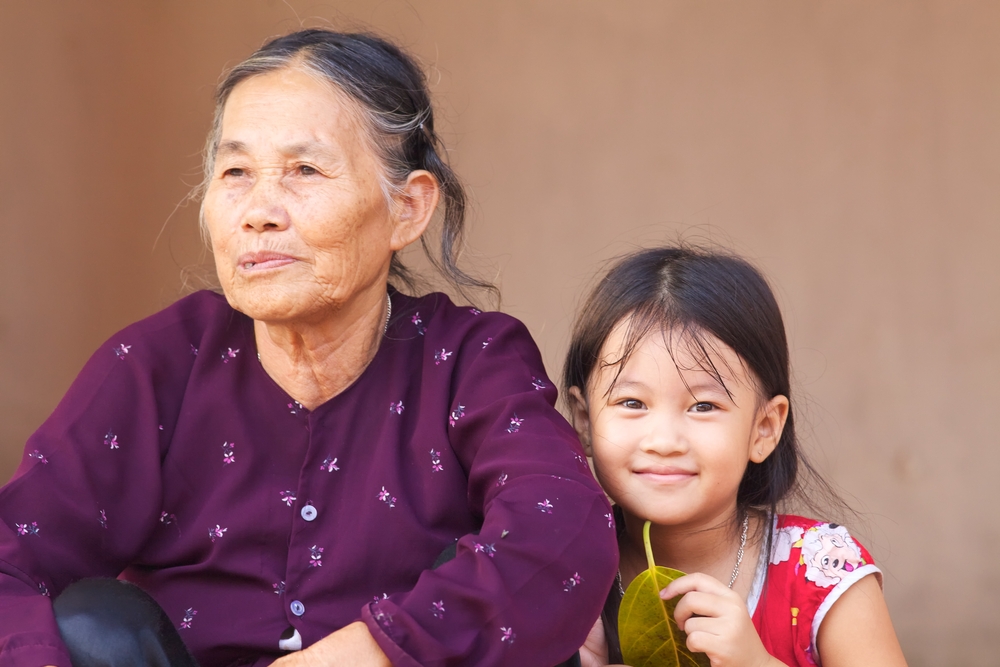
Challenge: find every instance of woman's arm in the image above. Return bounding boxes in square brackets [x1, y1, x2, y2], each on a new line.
[817, 574, 907, 666]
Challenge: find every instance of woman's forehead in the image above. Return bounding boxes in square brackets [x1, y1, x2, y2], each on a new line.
[219, 66, 365, 153]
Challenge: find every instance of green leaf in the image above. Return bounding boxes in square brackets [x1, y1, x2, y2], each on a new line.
[618, 521, 711, 667]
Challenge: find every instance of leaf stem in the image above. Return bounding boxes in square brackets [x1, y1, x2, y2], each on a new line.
[642, 520, 656, 571]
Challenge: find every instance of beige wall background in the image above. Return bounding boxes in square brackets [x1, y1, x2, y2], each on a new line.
[2, 1, 997, 664]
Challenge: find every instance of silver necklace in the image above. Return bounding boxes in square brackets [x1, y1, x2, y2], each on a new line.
[727, 511, 749, 589]
[257, 292, 392, 363]
[615, 511, 750, 595]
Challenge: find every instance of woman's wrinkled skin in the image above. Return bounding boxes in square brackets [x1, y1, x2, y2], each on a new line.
[203, 66, 438, 412]
[200, 64, 440, 665]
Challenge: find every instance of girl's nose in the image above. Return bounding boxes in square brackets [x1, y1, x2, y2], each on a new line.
[639, 413, 688, 456]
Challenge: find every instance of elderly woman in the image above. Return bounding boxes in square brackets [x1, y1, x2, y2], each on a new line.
[0, 30, 616, 667]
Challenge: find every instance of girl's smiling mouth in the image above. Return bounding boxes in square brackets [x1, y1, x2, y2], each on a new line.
[633, 465, 697, 483]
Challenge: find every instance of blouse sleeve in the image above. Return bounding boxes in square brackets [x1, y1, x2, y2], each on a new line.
[0, 329, 183, 667]
[362, 313, 618, 667]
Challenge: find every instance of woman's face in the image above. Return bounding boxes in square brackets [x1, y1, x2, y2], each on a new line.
[203, 66, 398, 324]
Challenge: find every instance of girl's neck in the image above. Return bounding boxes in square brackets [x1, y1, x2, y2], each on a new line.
[617, 507, 765, 600]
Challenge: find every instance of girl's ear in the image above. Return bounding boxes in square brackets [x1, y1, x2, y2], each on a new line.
[749, 394, 789, 463]
[389, 170, 440, 251]
[567, 386, 593, 456]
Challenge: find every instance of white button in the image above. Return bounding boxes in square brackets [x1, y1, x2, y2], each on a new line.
[300, 504, 317, 522]
[290, 600, 305, 616]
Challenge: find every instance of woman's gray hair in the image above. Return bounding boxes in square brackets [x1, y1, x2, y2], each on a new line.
[198, 29, 497, 304]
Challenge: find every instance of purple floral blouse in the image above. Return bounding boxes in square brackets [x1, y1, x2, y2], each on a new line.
[0, 290, 617, 667]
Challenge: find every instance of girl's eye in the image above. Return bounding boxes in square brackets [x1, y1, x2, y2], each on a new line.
[691, 402, 715, 413]
[620, 399, 645, 410]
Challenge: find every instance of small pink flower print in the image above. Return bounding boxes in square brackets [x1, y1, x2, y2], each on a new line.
[372, 605, 394, 626]
[378, 486, 397, 508]
[501, 529, 509, 539]
[496, 473, 508, 487]
[434, 349, 453, 365]
[531, 376, 546, 390]
[482, 337, 493, 348]
[431, 600, 446, 619]
[180, 608, 196, 629]
[473, 542, 497, 558]
[537, 499, 553, 514]
[222, 441, 235, 465]
[308, 544, 324, 567]
[320, 456, 340, 473]
[99, 510, 108, 529]
[373, 593, 389, 602]
[38, 582, 50, 597]
[273, 581, 285, 596]
[280, 490, 296, 507]
[411, 313, 426, 336]
[574, 453, 586, 465]
[158, 425, 164, 431]
[501, 627, 516, 644]
[220, 347, 240, 363]
[28, 450, 48, 464]
[287, 401, 304, 415]
[16, 522, 39, 536]
[104, 431, 119, 450]
[448, 405, 465, 427]
[430, 449, 443, 472]
[469, 308, 482, 316]
[160, 512, 176, 525]
[113, 344, 131, 360]
[605, 512, 614, 528]
[208, 525, 227, 542]
[389, 401, 404, 415]
[507, 415, 523, 433]
[562, 572, 582, 592]
[190, 344, 199, 356]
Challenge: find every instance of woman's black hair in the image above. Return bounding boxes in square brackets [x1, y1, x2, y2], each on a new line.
[564, 245, 843, 538]
[200, 29, 496, 304]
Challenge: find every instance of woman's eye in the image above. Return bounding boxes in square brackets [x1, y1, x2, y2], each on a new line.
[222, 167, 245, 178]
[297, 164, 318, 175]
[691, 402, 715, 413]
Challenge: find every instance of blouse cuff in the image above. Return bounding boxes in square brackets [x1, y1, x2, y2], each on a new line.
[0, 635, 72, 667]
[361, 600, 422, 667]
[809, 563, 883, 663]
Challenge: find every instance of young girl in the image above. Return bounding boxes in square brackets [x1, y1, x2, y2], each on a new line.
[564, 246, 907, 667]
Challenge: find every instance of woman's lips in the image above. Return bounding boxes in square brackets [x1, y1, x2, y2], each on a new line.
[236, 251, 297, 272]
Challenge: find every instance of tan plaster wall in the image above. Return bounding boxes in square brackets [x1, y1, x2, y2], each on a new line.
[2, 1, 998, 663]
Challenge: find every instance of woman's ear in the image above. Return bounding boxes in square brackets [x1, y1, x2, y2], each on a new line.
[567, 386, 593, 456]
[390, 170, 439, 251]
[749, 394, 789, 464]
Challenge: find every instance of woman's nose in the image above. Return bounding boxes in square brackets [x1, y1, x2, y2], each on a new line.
[242, 177, 291, 232]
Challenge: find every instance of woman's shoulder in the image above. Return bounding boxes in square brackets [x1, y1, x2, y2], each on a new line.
[101, 290, 245, 367]
[391, 290, 535, 350]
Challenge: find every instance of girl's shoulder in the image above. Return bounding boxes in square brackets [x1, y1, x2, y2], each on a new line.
[752, 514, 882, 665]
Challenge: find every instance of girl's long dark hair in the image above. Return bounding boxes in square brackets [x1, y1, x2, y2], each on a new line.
[563, 245, 847, 546]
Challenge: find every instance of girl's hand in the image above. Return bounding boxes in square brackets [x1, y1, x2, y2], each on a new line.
[578, 616, 628, 667]
[661, 573, 781, 667]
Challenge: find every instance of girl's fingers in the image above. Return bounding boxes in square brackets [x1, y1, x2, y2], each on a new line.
[672, 591, 730, 628]
[659, 572, 729, 601]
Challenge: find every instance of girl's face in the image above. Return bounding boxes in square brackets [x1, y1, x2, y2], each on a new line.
[570, 320, 788, 531]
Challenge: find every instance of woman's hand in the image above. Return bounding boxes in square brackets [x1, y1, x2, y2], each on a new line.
[272, 621, 391, 667]
[661, 573, 785, 667]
